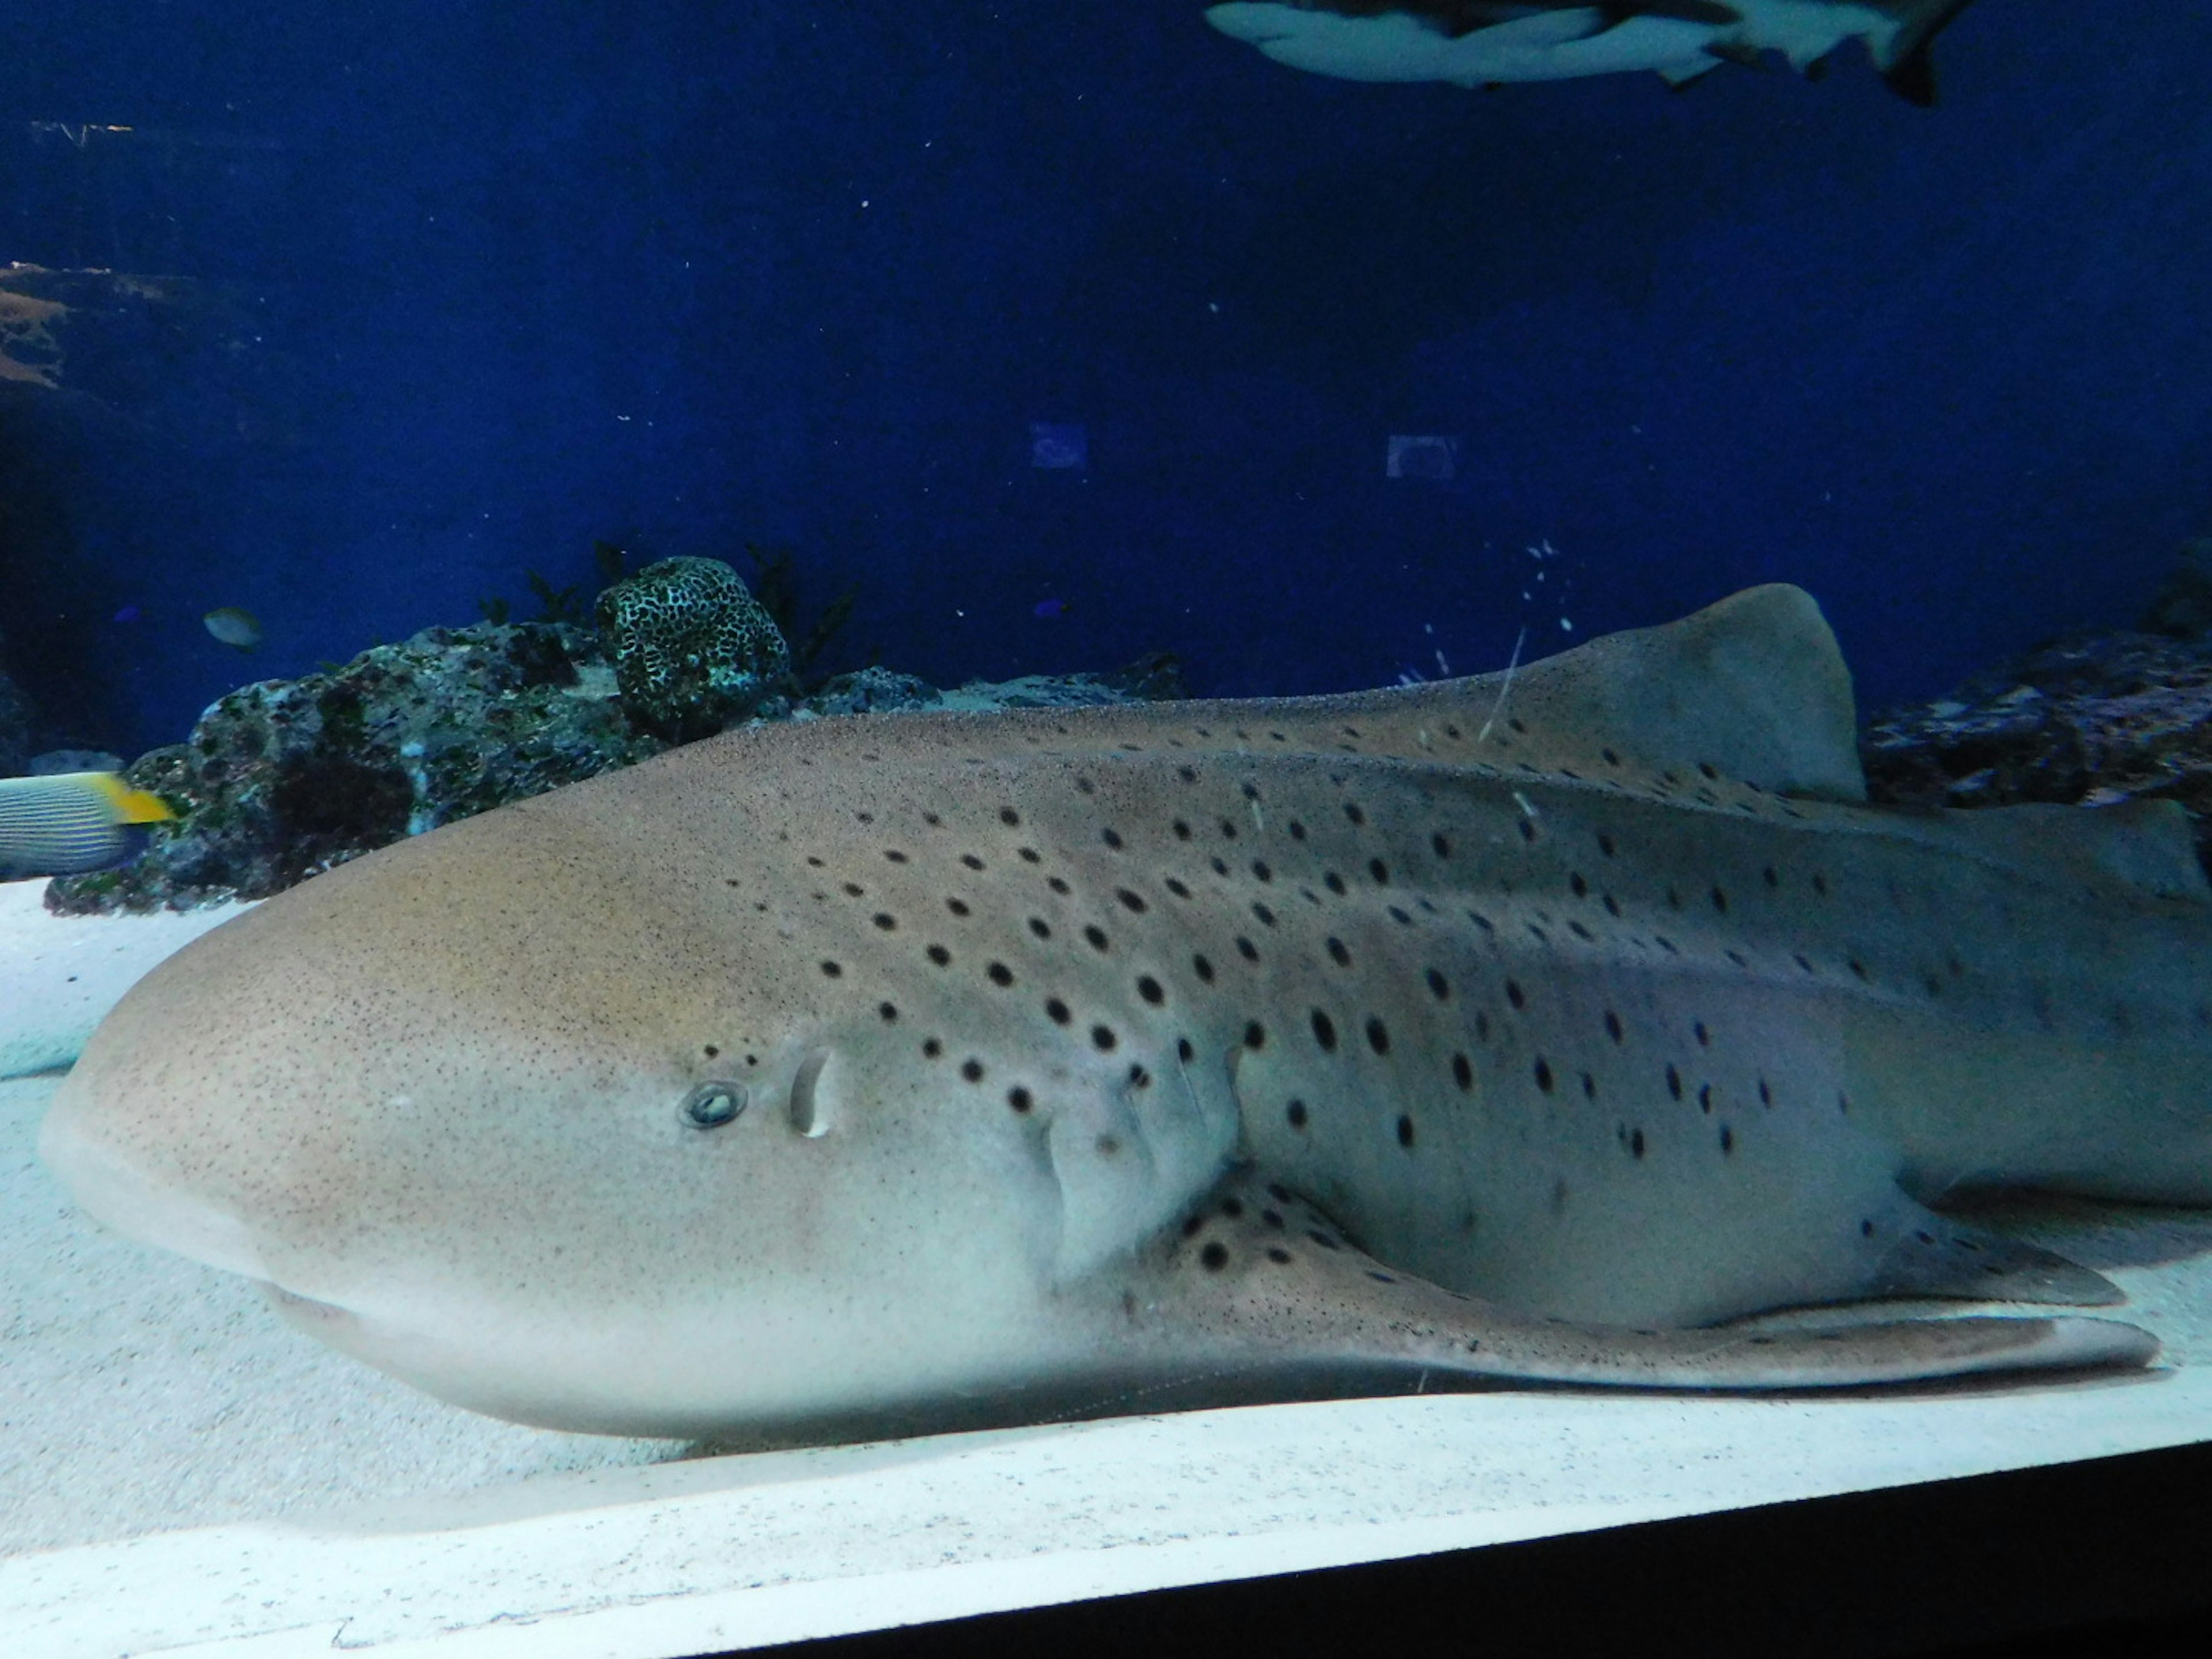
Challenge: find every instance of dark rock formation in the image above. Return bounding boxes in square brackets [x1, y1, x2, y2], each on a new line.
[45, 615, 1179, 914]
[45, 622, 661, 914]
[0, 623, 30, 776]
[1863, 627, 2212, 877]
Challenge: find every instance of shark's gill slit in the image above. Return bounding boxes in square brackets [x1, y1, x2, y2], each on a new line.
[788, 1051, 833, 1137]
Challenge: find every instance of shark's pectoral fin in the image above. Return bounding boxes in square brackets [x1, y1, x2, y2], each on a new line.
[1100, 1171, 2156, 1394]
[1869, 1213, 2125, 1308]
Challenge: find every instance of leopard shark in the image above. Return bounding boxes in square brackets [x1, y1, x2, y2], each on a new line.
[1204, 1, 1982, 104]
[40, 585, 2210, 1439]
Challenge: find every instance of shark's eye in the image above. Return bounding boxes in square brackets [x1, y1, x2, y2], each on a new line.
[680, 1082, 748, 1130]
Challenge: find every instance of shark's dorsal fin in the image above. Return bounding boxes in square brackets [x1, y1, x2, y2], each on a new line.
[1448, 583, 1866, 801]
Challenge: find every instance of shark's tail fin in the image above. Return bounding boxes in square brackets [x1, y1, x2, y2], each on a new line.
[1878, 0, 1982, 105]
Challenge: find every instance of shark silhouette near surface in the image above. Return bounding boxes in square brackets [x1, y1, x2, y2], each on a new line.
[41, 586, 2212, 1440]
[1205, 1, 1982, 104]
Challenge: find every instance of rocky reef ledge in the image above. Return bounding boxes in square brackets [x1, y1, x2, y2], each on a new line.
[1865, 550, 2212, 877]
[44, 611, 1182, 915]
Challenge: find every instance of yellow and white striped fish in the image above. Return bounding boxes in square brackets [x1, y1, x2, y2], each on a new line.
[0, 772, 172, 881]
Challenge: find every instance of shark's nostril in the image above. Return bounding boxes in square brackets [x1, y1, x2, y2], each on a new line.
[788, 1051, 832, 1137]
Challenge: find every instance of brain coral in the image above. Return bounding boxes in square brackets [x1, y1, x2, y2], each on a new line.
[595, 556, 791, 740]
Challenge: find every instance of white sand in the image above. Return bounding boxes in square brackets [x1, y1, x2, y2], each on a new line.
[4, 878, 2211, 1658]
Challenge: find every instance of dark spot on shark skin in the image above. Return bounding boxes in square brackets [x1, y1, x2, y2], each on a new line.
[1604, 1010, 1623, 1043]
[1222, 1198, 1244, 1218]
[820, 959, 843, 978]
[1327, 937, 1352, 967]
[1092, 1025, 1118, 1052]
[1243, 1021, 1267, 1051]
[1266, 1247, 1292, 1265]
[1451, 1053, 1473, 1091]
[1310, 1010, 1338, 1052]
[1720, 1126, 1736, 1154]
[1200, 1241, 1229, 1271]
[960, 854, 985, 872]
[1181, 1214, 1205, 1238]
[1395, 1114, 1415, 1148]
[1286, 1098, 1309, 1128]
[1533, 1058, 1554, 1094]
[926, 944, 951, 967]
[1007, 1087, 1033, 1114]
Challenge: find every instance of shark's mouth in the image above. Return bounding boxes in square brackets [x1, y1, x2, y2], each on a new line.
[265, 1285, 361, 1334]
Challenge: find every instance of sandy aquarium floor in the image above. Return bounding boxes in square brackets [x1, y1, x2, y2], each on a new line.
[6, 878, 2212, 1657]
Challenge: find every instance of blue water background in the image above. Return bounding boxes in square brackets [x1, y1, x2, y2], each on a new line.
[2, 3, 2205, 755]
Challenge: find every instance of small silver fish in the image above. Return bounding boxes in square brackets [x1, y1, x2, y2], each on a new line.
[203, 606, 262, 651]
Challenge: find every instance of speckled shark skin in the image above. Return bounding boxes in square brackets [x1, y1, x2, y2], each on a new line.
[41, 586, 2209, 1438]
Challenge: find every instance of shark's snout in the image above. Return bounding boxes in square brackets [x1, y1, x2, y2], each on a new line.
[39, 1094, 272, 1281]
